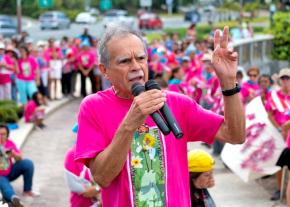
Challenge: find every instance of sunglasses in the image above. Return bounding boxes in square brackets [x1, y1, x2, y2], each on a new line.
[248, 74, 258, 77]
[280, 76, 290, 80]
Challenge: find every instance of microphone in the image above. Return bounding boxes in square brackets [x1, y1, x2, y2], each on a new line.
[145, 80, 184, 139]
[131, 83, 171, 135]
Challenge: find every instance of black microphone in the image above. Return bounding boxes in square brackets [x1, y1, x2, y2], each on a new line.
[131, 83, 171, 135]
[145, 80, 184, 139]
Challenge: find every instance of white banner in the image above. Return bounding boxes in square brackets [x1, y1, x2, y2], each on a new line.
[221, 96, 285, 182]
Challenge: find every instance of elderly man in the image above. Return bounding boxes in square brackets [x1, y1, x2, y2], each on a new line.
[75, 26, 245, 207]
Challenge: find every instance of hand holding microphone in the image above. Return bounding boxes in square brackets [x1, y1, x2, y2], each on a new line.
[131, 83, 171, 135]
[131, 80, 183, 139]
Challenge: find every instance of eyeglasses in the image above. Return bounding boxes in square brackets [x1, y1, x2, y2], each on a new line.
[248, 74, 258, 78]
[280, 76, 290, 80]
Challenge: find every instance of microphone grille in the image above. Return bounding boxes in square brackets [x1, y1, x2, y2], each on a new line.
[131, 82, 145, 96]
[145, 79, 161, 90]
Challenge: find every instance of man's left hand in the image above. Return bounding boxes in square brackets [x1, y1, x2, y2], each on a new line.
[212, 26, 238, 90]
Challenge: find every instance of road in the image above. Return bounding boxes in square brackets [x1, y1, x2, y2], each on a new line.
[24, 16, 190, 41]
[13, 99, 81, 207]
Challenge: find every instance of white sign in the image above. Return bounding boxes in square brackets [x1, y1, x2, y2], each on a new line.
[221, 97, 285, 182]
[140, 0, 152, 7]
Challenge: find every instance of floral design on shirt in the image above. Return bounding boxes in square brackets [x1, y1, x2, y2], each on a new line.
[130, 124, 165, 207]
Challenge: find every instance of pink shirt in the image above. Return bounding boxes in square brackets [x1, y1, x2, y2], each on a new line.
[24, 100, 37, 123]
[77, 50, 96, 69]
[17, 56, 38, 81]
[75, 88, 223, 207]
[65, 146, 93, 207]
[0, 139, 21, 176]
[44, 47, 62, 62]
[241, 81, 260, 104]
[265, 90, 290, 126]
[0, 55, 14, 84]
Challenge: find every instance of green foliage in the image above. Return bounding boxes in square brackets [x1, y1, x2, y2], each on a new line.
[63, 9, 80, 21]
[0, 101, 22, 124]
[244, 2, 260, 12]
[220, 0, 241, 11]
[271, 12, 290, 61]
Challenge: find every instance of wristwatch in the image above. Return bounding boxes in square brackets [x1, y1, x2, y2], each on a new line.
[222, 83, 241, 96]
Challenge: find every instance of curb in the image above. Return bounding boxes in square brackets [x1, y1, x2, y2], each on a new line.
[10, 97, 74, 149]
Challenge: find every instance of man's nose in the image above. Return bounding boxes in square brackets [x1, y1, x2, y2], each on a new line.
[130, 58, 141, 70]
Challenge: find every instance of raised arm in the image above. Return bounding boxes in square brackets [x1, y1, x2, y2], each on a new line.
[212, 26, 245, 144]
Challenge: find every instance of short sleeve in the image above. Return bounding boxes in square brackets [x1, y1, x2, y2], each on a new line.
[6, 140, 21, 154]
[178, 95, 224, 144]
[75, 96, 109, 167]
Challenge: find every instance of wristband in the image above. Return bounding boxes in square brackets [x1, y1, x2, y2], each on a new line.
[222, 83, 241, 96]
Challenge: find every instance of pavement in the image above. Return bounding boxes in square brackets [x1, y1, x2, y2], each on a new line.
[12, 99, 81, 207]
[10, 97, 73, 149]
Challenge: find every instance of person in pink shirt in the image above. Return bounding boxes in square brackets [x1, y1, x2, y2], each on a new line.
[24, 91, 46, 129]
[0, 124, 37, 207]
[64, 124, 101, 207]
[75, 26, 245, 207]
[266, 68, 290, 201]
[16, 46, 39, 105]
[258, 74, 273, 106]
[44, 38, 63, 100]
[77, 40, 96, 97]
[0, 43, 17, 101]
[240, 67, 260, 104]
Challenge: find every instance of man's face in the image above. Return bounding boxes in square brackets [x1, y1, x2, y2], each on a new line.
[101, 34, 148, 98]
[0, 128, 8, 145]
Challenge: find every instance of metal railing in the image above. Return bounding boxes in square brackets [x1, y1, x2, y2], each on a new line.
[231, 34, 283, 74]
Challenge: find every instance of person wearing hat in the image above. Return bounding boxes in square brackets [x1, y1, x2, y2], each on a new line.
[266, 68, 290, 201]
[0, 42, 16, 101]
[188, 149, 216, 207]
[240, 67, 260, 104]
[77, 39, 96, 97]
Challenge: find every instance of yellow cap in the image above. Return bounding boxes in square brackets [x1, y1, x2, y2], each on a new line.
[188, 149, 215, 172]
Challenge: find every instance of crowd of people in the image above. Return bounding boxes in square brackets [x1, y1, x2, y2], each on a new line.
[0, 21, 289, 207]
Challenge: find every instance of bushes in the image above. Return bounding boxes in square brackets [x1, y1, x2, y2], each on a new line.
[271, 12, 290, 61]
[0, 100, 23, 124]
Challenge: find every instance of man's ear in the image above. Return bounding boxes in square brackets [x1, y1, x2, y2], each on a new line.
[99, 64, 108, 79]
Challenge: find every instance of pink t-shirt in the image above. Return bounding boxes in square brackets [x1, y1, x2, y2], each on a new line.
[17, 56, 38, 81]
[77, 50, 96, 69]
[64, 146, 94, 207]
[75, 88, 223, 207]
[241, 81, 260, 104]
[24, 100, 37, 123]
[0, 139, 21, 176]
[44, 47, 62, 62]
[0, 55, 14, 84]
[265, 90, 290, 126]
